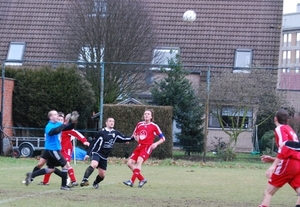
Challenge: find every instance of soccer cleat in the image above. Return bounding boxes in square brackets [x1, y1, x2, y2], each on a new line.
[37, 182, 49, 186]
[138, 179, 147, 188]
[25, 172, 32, 186]
[69, 181, 79, 187]
[22, 178, 33, 184]
[123, 180, 133, 187]
[80, 180, 89, 187]
[93, 182, 99, 189]
[61, 186, 72, 191]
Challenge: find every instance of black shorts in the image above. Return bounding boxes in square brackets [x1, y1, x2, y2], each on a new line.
[42, 149, 67, 169]
[91, 153, 107, 170]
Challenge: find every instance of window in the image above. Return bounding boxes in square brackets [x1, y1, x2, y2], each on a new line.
[296, 50, 300, 63]
[233, 49, 252, 72]
[78, 46, 104, 68]
[282, 51, 287, 64]
[282, 50, 291, 65]
[209, 106, 253, 129]
[283, 34, 287, 47]
[5, 42, 26, 66]
[297, 33, 300, 46]
[91, 0, 107, 17]
[283, 33, 292, 47]
[288, 33, 292, 46]
[151, 47, 179, 70]
[282, 68, 290, 73]
[287, 50, 291, 63]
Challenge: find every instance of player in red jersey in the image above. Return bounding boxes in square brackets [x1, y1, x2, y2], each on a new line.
[259, 109, 300, 207]
[123, 109, 165, 188]
[39, 113, 90, 187]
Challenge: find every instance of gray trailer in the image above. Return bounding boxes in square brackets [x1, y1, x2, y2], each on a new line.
[11, 136, 45, 157]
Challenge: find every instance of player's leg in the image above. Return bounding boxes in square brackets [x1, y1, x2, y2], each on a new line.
[127, 158, 136, 171]
[50, 150, 69, 190]
[134, 147, 152, 188]
[25, 167, 54, 186]
[80, 154, 99, 187]
[126, 147, 141, 171]
[33, 157, 46, 171]
[67, 164, 78, 186]
[259, 183, 279, 206]
[24, 150, 52, 186]
[40, 173, 51, 185]
[62, 149, 77, 186]
[92, 159, 107, 189]
[289, 166, 300, 206]
[260, 159, 299, 206]
[131, 157, 144, 183]
[295, 187, 300, 207]
[25, 155, 47, 183]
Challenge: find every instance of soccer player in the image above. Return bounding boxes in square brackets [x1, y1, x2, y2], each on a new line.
[259, 109, 300, 207]
[80, 117, 133, 189]
[123, 109, 165, 188]
[40, 113, 90, 186]
[24, 112, 65, 184]
[24, 110, 79, 190]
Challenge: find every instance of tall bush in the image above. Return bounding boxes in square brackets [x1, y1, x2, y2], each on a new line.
[4, 65, 96, 128]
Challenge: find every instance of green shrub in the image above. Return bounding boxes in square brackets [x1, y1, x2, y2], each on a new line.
[259, 130, 276, 154]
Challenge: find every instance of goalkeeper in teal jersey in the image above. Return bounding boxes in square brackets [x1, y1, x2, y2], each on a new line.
[24, 110, 79, 190]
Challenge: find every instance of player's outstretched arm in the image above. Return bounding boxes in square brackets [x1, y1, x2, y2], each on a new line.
[115, 131, 135, 143]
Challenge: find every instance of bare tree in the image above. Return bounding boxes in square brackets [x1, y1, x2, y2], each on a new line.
[59, 0, 157, 105]
[200, 68, 286, 149]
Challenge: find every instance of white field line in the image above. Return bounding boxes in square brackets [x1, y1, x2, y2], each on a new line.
[0, 182, 115, 205]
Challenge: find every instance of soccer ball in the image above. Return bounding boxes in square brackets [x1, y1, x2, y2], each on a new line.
[183, 10, 196, 22]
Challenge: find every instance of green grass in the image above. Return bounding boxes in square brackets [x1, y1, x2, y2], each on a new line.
[0, 156, 297, 207]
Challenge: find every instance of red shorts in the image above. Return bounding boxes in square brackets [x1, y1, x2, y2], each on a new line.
[61, 148, 72, 162]
[130, 144, 152, 162]
[269, 158, 300, 189]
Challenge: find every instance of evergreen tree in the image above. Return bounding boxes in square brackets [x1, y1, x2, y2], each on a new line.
[151, 56, 204, 154]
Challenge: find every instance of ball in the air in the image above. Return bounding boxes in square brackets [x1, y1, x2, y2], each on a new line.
[183, 10, 196, 22]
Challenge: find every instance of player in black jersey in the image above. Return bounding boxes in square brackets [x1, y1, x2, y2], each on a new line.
[80, 117, 134, 189]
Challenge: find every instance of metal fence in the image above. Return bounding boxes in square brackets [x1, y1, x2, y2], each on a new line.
[1, 58, 300, 157]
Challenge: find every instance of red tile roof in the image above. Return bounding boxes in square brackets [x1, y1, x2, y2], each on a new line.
[0, 0, 283, 68]
[143, 0, 283, 68]
[0, 0, 69, 61]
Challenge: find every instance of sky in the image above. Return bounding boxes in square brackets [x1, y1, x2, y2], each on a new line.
[283, 0, 300, 13]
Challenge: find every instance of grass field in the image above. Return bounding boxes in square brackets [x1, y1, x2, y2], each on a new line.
[0, 156, 298, 207]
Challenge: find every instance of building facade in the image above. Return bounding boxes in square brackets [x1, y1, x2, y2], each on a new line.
[278, 8, 300, 111]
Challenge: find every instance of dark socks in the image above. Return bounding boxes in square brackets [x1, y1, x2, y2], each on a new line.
[54, 168, 62, 177]
[32, 166, 40, 172]
[61, 168, 68, 187]
[94, 175, 104, 184]
[32, 168, 47, 178]
[83, 166, 94, 180]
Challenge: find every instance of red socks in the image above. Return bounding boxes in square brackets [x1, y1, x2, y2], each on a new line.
[130, 169, 144, 183]
[43, 172, 51, 184]
[68, 167, 76, 182]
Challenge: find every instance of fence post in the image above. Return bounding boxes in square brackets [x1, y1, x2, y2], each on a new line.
[202, 66, 210, 163]
[99, 62, 105, 130]
[0, 63, 5, 155]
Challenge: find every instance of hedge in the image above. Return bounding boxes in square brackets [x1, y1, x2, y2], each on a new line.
[99, 104, 173, 159]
